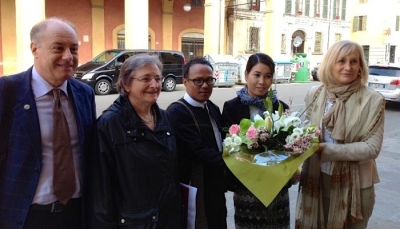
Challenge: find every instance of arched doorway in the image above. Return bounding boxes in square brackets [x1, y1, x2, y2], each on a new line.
[117, 29, 151, 49]
[291, 30, 306, 56]
[181, 33, 204, 61]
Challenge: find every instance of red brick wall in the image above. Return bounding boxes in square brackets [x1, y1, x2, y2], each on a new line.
[46, 0, 93, 64]
[172, 0, 204, 50]
[43, 0, 205, 60]
[104, 0, 124, 50]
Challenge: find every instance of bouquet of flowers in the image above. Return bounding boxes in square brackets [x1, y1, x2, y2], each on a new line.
[222, 89, 320, 207]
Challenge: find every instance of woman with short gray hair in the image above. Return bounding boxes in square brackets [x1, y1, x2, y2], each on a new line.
[90, 54, 182, 228]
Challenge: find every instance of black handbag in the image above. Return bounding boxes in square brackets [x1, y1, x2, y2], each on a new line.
[0, 76, 16, 167]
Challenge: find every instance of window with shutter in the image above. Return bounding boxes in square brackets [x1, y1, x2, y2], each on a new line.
[332, 0, 337, 20]
[341, 0, 346, 20]
[314, 32, 322, 54]
[335, 33, 342, 42]
[281, 34, 287, 54]
[305, 0, 310, 16]
[285, 0, 292, 14]
[360, 16, 367, 31]
[353, 16, 359, 32]
[322, 0, 328, 18]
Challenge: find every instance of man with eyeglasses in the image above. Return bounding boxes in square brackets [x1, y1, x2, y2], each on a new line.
[167, 57, 227, 229]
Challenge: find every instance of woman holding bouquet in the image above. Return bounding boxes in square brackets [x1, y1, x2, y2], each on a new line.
[295, 40, 385, 229]
[222, 53, 290, 228]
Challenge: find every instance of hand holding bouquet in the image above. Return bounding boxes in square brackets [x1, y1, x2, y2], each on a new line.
[222, 89, 320, 207]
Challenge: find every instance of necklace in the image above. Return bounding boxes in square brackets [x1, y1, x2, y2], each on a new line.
[139, 113, 153, 124]
[139, 107, 157, 124]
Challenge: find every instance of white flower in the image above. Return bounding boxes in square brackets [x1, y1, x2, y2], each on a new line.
[290, 132, 301, 141]
[285, 135, 294, 144]
[223, 137, 233, 146]
[292, 127, 304, 135]
[283, 116, 302, 129]
[233, 135, 242, 145]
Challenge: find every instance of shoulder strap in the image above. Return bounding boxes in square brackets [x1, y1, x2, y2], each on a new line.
[173, 100, 201, 135]
[0, 77, 16, 165]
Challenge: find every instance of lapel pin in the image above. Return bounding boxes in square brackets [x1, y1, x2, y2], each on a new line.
[24, 104, 30, 110]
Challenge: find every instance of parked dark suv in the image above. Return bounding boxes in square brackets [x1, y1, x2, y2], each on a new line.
[74, 49, 185, 95]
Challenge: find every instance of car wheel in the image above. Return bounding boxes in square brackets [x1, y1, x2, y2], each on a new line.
[163, 77, 176, 92]
[95, 79, 111, 95]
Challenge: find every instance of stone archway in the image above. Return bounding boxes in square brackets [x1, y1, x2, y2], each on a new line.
[112, 25, 155, 49]
[291, 30, 306, 56]
[179, 29, 204, 61]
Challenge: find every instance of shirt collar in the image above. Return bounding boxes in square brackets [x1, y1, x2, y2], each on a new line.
[183, 93, 206, 108]
[31, 66, 69, 99]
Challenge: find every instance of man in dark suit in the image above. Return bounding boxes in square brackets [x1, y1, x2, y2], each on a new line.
[167, 58, 227, 229]
[0, 17, 96, 229]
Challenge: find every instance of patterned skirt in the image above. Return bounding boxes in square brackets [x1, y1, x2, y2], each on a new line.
[233, 187, 290, 229]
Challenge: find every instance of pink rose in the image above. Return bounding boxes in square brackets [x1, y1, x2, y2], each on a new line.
[246, 126, 258, 141]
[229, 124, 240, 135]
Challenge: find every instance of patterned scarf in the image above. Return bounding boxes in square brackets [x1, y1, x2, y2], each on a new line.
[236, 86, 277, 111]
[322, 79, 361, 141]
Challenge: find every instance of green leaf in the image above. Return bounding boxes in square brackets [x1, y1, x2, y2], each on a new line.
[254, 119, 266, 129]
[278, 102, 283, 116]
[239, 119, 252, 134]
[264, 97, 273, 114]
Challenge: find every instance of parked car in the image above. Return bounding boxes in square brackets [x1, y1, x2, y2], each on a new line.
[367, 64, 400, 102]
[74, 49, 185, 95]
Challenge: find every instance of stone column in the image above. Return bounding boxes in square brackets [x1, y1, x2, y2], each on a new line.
[125, 0, 148, 49]
[15, 0, 45, 71]
[162, 0, 173, 50]
[91, 0, 105, 57]
[204, 0, 225, 55]
[1, 0, 17, 75]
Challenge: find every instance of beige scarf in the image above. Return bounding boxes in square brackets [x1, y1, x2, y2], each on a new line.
[295, 82, 384, 229]
[322, 79, 361, 142]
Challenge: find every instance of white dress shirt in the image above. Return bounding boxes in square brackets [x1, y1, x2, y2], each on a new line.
[321, 100, 335, 175]
[31, 67, 81, 204]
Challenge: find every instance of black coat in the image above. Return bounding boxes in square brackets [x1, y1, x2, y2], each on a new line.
[166, 98, 227, 229]
[221, 96, 289, 191]
[90, 96, 182, 229]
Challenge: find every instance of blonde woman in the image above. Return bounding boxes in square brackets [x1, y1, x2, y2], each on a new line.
[295, 40, 385, 229]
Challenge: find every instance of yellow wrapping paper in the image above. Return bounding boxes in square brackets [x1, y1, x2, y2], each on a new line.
[223, 143, 319, 207]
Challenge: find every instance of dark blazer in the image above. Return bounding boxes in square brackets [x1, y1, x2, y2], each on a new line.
[167, 98, 227, 229]
[0, 68, 97, 229]
[221, 96, 289, 191]
[221, 96, 289, 130]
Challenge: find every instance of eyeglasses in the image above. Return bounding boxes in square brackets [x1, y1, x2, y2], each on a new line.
[132, 77, 162, 84]
[186, 77, 217, 86]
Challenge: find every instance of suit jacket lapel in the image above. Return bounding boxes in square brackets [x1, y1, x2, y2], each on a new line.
[236, 97, 251, 120]
[14, 68, 42, 157]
